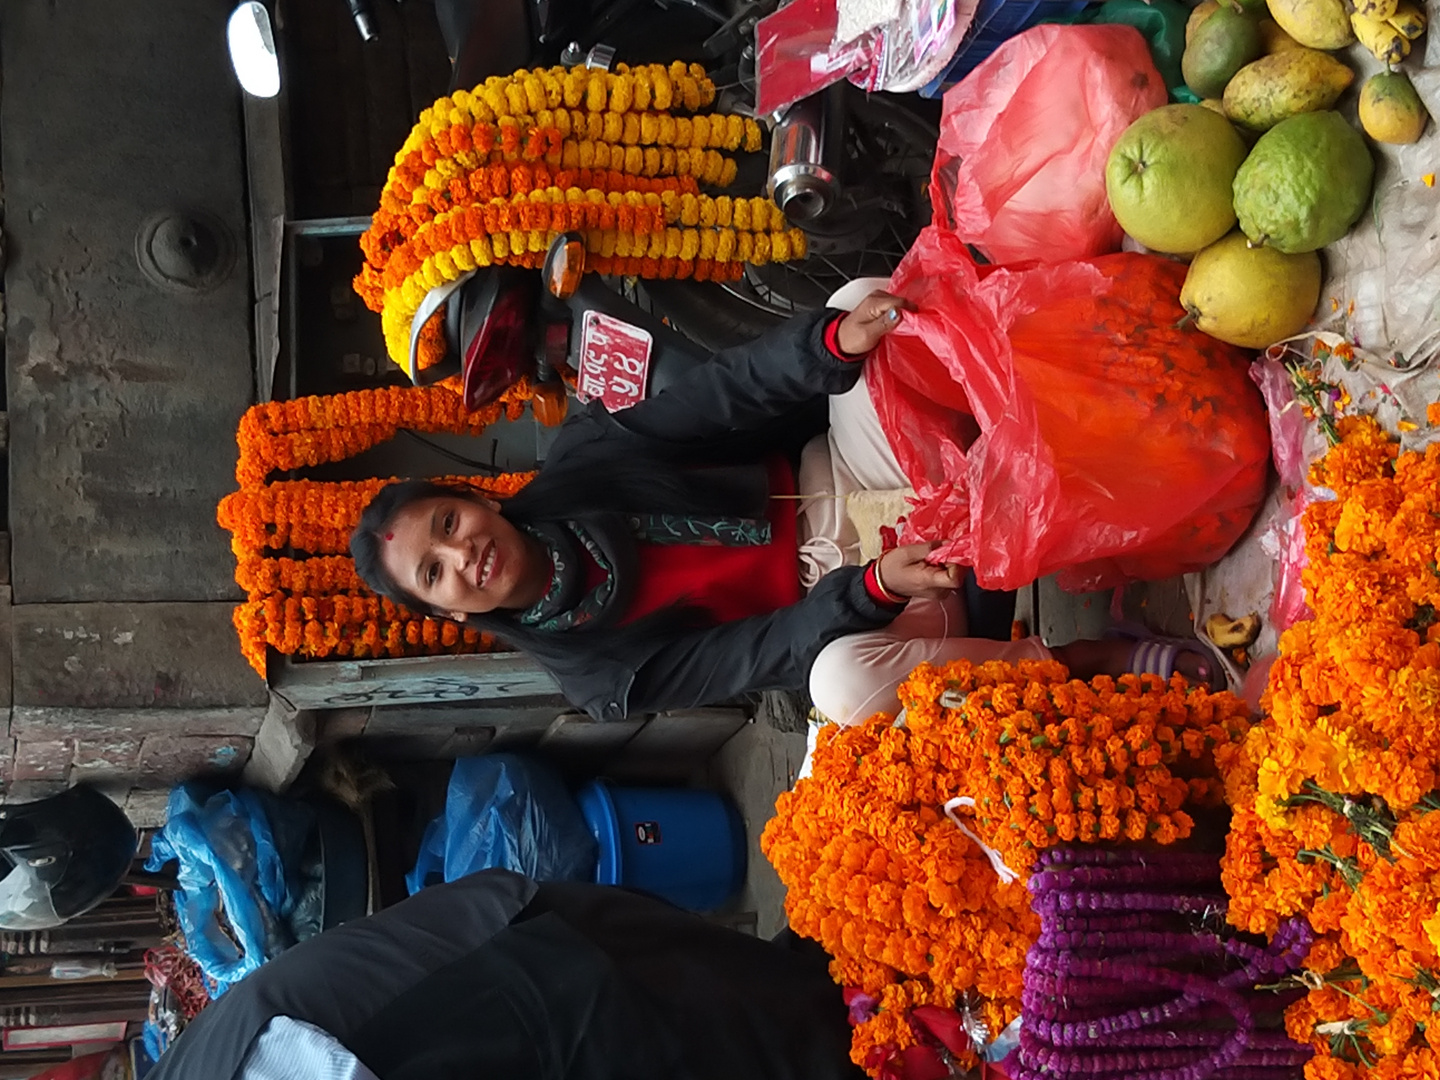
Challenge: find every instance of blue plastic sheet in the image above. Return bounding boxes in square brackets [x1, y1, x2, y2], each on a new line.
[146, 785, 315, 995]
[406, 754, 597, 894]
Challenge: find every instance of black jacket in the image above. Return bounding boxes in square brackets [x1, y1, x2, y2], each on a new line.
[146, 870, 862, 1080]
[528, 309, 901, 721]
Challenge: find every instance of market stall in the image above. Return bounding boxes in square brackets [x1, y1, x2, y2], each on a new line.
[196, 0, 1440, 1076]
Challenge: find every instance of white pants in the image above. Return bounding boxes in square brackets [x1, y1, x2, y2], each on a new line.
[797, 280, 1052, 726]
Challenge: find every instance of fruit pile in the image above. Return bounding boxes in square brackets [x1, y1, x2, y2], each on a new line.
[1103, 0, 1430, 350]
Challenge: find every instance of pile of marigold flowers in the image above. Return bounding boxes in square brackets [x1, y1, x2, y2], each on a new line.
[762, 657, 1253, 1078]
[355, 62, 807, 376]
[1220, 415, 1440, 1080]
[217, 383, 536, 676]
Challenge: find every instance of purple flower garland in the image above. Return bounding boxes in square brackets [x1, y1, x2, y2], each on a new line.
[1011, 845, 1314, 1080]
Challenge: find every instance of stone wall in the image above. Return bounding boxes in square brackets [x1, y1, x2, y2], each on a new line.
[0, 0, 456, 826]
[0, 0, 271, 822]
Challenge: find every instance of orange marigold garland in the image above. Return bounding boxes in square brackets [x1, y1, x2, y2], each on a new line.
[355, 63, 807, 376]
[1219, 415, 1440, 1078]
[234, 381, 537, 488]
[762, 658, 1252, 1077]
[220, 384, 537, 677]
[899, 658, 1250, 878]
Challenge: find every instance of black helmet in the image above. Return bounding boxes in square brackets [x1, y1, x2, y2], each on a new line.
[0, 786, 139, 929]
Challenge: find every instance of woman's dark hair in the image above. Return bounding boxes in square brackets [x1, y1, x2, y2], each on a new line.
[350, 449, 765, 670]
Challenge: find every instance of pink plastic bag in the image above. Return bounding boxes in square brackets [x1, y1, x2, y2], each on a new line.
[872, 226, 1272, 593]
[930, 24, 1168, 265]
[1269, 493, 1314, 632]
[1248, 357, 1310, 491]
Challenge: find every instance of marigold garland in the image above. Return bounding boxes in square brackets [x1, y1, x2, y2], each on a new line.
[762, 658, 1252, 1077]
[1219, 415, 1440, 1079]
[234, 381, 536, 489]
[220, 384, 537, 677]
[355, 63, 806, 376]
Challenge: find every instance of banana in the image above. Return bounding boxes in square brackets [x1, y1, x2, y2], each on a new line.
[1352, 11, 1411, 61]
[1386, 0, 1427, 39]
[1205, 613, 1262, 649]
[1352, 0, 1400, 21]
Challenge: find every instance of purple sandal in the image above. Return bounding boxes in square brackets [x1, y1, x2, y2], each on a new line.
[1107, 624, 1228, 692]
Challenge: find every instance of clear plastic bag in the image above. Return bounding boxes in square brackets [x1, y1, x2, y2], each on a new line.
[846, 0, 978, 93]
[872, 226, 1272, 592]
[928, 24, 1167, 265]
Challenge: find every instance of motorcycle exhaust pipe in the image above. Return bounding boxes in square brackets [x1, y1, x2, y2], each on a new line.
[767, 87, 843, 224]
[345, 0, 378, 41]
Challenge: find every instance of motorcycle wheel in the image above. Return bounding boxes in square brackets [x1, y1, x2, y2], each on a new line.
[641, 88, 938, 351]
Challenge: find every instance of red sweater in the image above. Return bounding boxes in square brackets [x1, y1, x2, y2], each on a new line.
[620, 458, 804, 625]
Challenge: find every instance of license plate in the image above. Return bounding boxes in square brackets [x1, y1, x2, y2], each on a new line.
[576, 311, 653, 412]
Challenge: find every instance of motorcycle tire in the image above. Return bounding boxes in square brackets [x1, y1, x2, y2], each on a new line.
[642, 88, 939, 351]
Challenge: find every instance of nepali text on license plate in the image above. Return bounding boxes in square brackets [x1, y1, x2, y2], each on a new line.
[576, 311, 653, 412]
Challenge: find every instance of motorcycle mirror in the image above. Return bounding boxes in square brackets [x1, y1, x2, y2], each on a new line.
[227, 2, 281, 98]
[543, 232, 587, 300]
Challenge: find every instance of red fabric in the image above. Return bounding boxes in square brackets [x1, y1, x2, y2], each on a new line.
[910, 1005, 971, 1057]
[823, 313, 863, 362]
[621, 459, 802, 626]
[863, 561, 906, 608]
[896, 1046, 951, 1080]
[28, 1052, 114, 1080]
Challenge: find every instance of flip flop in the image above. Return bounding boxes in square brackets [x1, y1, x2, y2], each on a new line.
[1105, 622, 1228, 692]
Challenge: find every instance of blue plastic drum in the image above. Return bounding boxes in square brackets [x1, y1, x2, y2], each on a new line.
[576, 779, 747, 912]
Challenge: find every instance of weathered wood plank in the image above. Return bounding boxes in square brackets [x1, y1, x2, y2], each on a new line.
[607, 708, 749, 782]
[534, 712, 646, 770]
[268, 651, 563, 710]
[365, 703, 564, 737]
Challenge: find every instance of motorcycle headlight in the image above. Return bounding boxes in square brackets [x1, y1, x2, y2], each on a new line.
[227, 2, 281, 99]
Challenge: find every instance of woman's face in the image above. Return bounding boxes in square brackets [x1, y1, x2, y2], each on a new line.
[377, 494, 547, 620]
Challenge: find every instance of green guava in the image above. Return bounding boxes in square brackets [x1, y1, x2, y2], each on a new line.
[1232, 110, 1374, 254]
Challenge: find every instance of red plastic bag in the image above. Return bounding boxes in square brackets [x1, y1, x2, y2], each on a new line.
[930, 24, 1167, 265]
[872, 226, 1272, 592]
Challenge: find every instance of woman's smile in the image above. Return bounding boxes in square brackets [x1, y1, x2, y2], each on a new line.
[479, 540, 499, 588]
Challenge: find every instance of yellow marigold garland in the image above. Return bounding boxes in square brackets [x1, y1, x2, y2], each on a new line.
[762, 657, 1252, 1077]
[219, 384, 537, 677]
[355, 63, 806, 376]
[1219, 415, 1440, 1079]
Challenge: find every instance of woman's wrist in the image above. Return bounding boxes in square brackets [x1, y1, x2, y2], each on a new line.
[865, 558, 906, 607]
[822, 312, 867, 362]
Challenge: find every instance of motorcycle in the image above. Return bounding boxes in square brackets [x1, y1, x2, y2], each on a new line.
[226, 0, 936, 413]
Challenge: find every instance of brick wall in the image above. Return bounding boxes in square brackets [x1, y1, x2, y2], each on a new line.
[1, 707, 267, 825]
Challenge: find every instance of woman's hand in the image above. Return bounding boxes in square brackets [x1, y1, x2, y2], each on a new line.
[836, 291, 914, 356]
[877, 542, 964, 600]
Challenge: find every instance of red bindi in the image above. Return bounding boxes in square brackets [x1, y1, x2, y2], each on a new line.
[384, 532, 394, 541]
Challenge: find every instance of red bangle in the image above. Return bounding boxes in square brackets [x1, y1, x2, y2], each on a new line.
[866, 560, 905, 607]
